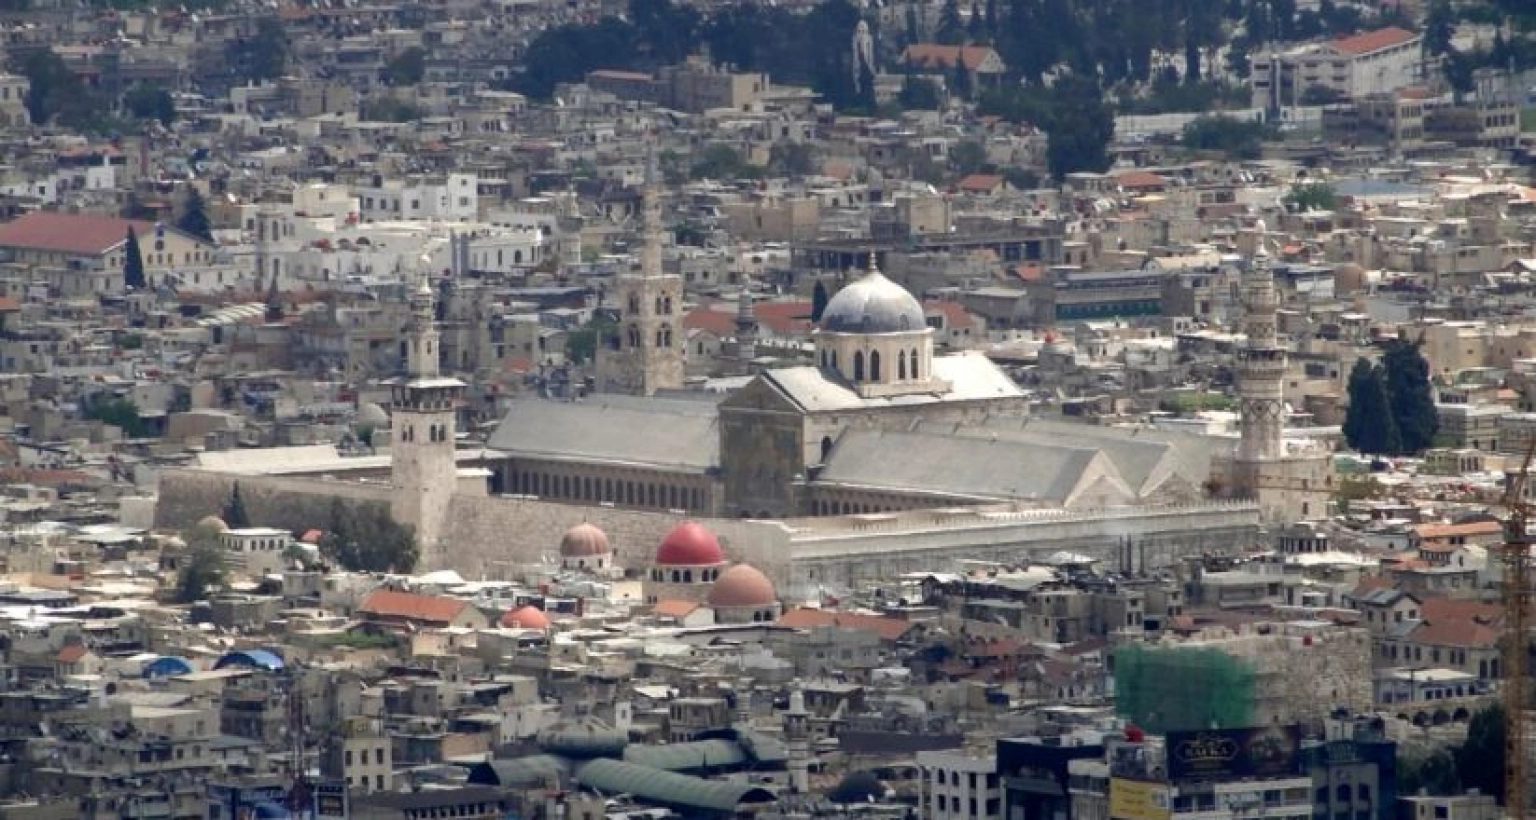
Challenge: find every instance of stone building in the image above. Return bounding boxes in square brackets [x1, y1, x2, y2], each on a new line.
[595, 155, 685, 396]
[1215, 227, 1334, 522]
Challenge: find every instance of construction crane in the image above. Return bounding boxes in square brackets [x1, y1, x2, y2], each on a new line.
[1502, 443, 1536, 820]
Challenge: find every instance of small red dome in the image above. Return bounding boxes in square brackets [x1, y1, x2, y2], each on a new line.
[560, 522, 611, 557]
[500, 605, 551, 630]
[708, 564, 777, 608]
[656, 521, 725, 566]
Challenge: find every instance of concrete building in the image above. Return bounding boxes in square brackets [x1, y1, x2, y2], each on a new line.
[1252, 27, 1422, 110]
[919, 750, 1002, 820]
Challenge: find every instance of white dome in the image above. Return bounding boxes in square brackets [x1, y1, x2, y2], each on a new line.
[821, 270, 924, 335]
[358, 402, 390, 427]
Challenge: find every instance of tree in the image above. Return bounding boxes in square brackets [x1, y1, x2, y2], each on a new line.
[566, 315, 615, 364]
[123, 84, 176, 126]
[690, 144, 760, 181]
[229, 17, 290, 84]
[899, 76, 943, 109]
[222, 482, 251, 529]
[811, 280, 830, 322]
[1283, 181, 1337, 212]
[1183, 115, 1267, 159]
[1424, 0, 1454, 57]
[1045, 75, 1114, 180]
[949, 140, 989, 177]
[86, 396, 150, 438]
[1382, 338, 1439, 455]
[1343, 358, 1401, 455]
[1455, 705, 1504, 801]
[13, 48, 106, 131]
[768, 142, 816, 177]
[1299, 84, 1346, 105]
[1398, 747, 1461, 797]
[176, 187, 214, 243]
[123, 227, 146, 291]
[936, 0, 964, 44]
[383, 47, 426, 86]
[318, 499, 419, 573]
[176, 522, 226, 603]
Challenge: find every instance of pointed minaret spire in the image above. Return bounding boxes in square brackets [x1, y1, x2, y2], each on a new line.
[641, 142, 663, 279]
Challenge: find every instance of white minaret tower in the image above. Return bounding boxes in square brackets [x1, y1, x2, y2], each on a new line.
[852, 20, 874, 92]
[784, 687, 810, 795]
[1237, 222, 1286, 463]
[595, 147, 685, 395]
[390, 266, 465, 569]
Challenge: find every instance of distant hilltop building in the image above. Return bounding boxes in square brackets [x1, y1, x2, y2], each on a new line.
[1250, 26, 1421, 111]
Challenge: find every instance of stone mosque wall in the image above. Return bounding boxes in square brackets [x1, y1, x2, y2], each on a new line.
[155, 467, 1260, 593]
[155, 469, 394, 534]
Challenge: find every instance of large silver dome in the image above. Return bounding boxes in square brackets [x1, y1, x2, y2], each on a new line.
[821, 270, 925, 334]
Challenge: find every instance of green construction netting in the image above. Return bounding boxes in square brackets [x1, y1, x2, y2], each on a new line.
[1114, 644, 1257, 734]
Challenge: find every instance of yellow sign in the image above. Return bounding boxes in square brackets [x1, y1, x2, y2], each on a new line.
[1110, 778, 1171, 820]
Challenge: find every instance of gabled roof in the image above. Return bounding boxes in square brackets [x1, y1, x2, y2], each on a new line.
[1331, 26, 1418, 57]
[901, 44, 1003, 71]
[1408, 618, 1499, 649]
[1414, 520, 1501, 541]
[0, 212, 201, 256]
[358, 590, 470, 624]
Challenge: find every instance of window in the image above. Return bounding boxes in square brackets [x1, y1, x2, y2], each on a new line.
[870, 350, 882, 380]
[853, 351, 864, 381]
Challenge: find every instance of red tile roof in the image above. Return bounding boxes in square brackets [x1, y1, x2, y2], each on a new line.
[56, 645, 88, 663]
[924, 300, 975, 329]
[1116, 170, 1169, 191]
[1421, 596, 1502, 626]
[752, 301, 816, 336]
[957, 174, 1005, 194]
[1409, 618, 1499, 649]
[1414, 520, 1502, 541]
[683, 307, 734, 336]
[777, 607, 916, 642]
[902, 44, 1001, 71]
[0, 212, 167, 257]
[357, 590, 469, 625]
[1332, 26, 1418, 57]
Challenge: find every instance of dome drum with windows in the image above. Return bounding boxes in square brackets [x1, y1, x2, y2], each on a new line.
[815, 255, 942, 397]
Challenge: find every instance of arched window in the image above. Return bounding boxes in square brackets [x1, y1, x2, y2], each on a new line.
[898, 350, 907, 379]
[821, 436, 834, 461]
[830, 350, 838, 371]
[628, 294, 640, 314]
[663, 296, 673, 314]
[655, 297, 663, 314]
[656, 329, 665, 347]
[1337, 785, 1352, 803]
[628, 326, 641, 348]
[853, 351, 864, 381]
[661, 324, 673, 347]
[910, 347, 921, 379]
[870, 350, 882, 381]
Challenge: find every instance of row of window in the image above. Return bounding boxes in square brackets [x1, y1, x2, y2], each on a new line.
[818, 347, 924, 382]
[506, 470, 702, 511]
[400, 423, 450, 443]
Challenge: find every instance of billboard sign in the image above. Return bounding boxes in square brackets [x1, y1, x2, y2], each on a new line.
[1166, 726, 1301, 782]
[1110, 778, 1171, 820]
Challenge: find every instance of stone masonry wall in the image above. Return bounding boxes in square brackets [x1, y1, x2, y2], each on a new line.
[155, 469, 393, 535]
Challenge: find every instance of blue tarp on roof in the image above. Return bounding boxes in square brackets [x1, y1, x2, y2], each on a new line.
[142, 656, 194, 678]
[213, 649, 285, 672]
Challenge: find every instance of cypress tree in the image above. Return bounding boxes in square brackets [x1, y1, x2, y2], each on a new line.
[811, 280, 830, 322]
[222, 482, 251, 529]
[1383, 338, 1439, 454]
[123, 227, 146, 290]
[1343, 358, 1401, 456]
[176, 186, 214, 243]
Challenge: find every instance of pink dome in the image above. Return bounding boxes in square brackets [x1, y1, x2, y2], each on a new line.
[707, 564, 777, 608]
[560, 522, 611, 557]
[656, 521, 725, 566]
[500, 605, 551, 630]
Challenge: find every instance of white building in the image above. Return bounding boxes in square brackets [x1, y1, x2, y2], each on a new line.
[355, 173, 478, 222]
[220, 527, 293, 577]
[1252, 27, 1422, 110]
[918, 751, 1001, 820]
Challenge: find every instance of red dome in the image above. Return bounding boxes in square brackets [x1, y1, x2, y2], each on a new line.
[500, 605, 551, 630]
[707, 564, 777, 608]
[560, 522, 611, 557]
[655, 521, 725, 566]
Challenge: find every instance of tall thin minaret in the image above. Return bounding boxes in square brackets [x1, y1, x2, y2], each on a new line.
[1237, 222, 1285, 463]
[390, 268, 465, 569]
[594, 147, 685, 395]
[735, 280, 757, 367]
